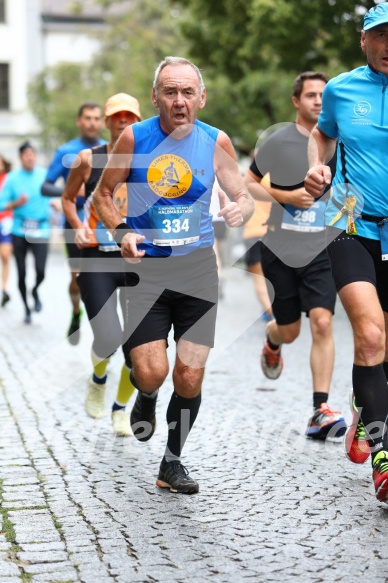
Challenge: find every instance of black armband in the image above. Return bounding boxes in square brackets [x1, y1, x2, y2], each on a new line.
[41, 180, 63, 198]
[112, 223, 130, 246]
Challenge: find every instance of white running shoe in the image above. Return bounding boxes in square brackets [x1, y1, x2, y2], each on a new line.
[85, 378, 106, 419]
[112, 410, 131, 436]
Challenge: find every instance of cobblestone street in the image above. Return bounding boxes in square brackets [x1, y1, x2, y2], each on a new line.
[0, 247, 387, 582]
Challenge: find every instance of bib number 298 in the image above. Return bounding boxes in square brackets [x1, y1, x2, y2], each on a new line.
[294, 210, 316, 223]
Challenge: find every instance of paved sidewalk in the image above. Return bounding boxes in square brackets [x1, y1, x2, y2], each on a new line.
[0, 248, 387, 582]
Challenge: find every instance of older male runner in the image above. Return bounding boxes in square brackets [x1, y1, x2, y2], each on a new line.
[94, 56, 254, 494]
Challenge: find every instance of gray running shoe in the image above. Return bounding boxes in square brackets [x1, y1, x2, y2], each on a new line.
[260, 340, 283, 380]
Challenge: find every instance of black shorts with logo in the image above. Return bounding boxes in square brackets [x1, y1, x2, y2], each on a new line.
[123, 247, 218, 351]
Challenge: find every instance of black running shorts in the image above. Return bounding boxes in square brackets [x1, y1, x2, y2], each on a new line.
[123, 247, 218, 351]
[77, 247, 130, 364]
[261, 244, 336, 326]
[327, 227, 388, 312]
[77, 247, 125, 320]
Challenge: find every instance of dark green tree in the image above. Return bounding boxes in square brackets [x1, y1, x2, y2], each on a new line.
[28, 63, 110, 152]
[29, 0, 382, 151]
[174, 0, 379, 77]
[171, 0, 381, 147]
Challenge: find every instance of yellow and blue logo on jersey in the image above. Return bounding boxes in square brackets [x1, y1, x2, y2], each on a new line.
[147, 154, 192, 198]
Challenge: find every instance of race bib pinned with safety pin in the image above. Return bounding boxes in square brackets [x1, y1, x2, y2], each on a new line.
[149, 202, 201, 246]
[281, 201, 325, 233]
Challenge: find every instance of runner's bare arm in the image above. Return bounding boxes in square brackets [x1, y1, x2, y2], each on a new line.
[93, 126, 133, 230]
[305, 126, 337, 198]
[244, 170, 273, 202]
[214, 131, 254, 226]
[62, 149, 91, 230]
[246, 170, 314, 209]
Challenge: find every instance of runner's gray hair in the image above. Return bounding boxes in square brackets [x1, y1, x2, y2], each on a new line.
[153, 56, 205, 97]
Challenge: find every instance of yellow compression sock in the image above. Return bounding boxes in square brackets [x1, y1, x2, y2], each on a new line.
[91, 350, 110, 379]
[115, 364, 135, 406]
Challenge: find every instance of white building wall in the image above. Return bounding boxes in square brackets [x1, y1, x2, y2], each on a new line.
[0, 0, 105, 167]
[0, 0, 41, 164]
[43, 31, 101, 68]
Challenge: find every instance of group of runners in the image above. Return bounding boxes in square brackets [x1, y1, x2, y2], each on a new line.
[1, 3, 388, 502]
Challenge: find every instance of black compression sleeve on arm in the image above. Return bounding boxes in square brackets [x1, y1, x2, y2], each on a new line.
[41, 180, 63, 197]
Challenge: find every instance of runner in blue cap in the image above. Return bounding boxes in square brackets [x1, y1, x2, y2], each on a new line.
[305, 2, 388, 503]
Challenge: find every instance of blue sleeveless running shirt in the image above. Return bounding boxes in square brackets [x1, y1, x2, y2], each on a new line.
[46, 136, 106, 213]
[318, 65, 388, 240]
[126, 116, 219, 257]
[46, 136, 106, 184]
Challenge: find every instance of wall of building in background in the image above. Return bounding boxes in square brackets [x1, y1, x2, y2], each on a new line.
[0, 0, 129, 167]
[0, 0, 39, 165]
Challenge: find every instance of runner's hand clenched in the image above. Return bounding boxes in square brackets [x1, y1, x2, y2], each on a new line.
[217, 189, 243, 227]
[121, 232, 146, 264]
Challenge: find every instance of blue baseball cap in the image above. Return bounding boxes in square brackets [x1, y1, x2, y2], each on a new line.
[364, 3, 388, 31]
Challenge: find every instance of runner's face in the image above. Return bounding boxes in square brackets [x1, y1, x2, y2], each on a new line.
[105, 110, 139, 141]
[361, 26, 388, 76]
[152, 64, 206, 136]
[292, 79, 326, 127]
[20, 148, 36, 172]
[76, 107, 103, 140]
